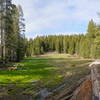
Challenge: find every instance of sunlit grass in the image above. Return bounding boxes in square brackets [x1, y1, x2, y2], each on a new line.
[0, 53, 93, 94]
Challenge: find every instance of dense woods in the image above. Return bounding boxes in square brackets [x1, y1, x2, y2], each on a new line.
[26, 19, 100, 59]
[0, 0, 26, 63]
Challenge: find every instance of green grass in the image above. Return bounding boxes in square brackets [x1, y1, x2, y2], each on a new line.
[0, 53, 93, 98]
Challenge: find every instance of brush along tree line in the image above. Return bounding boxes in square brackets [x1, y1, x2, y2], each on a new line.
[26, 19, 100, 59]
[0, 0, 26, 63]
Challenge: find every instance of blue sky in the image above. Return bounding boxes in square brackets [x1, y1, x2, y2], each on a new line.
[12, 0, 100, 38]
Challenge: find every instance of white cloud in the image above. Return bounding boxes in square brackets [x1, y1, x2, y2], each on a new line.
[12, 0, 100, 38]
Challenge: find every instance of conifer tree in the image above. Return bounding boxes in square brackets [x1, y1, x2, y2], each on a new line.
[0, 0, 26, 63]
[87, 19, 96, 38]
[91, 25, 100, 58]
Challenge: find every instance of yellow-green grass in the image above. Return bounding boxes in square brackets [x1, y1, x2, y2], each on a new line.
[0, 53, 93, 95]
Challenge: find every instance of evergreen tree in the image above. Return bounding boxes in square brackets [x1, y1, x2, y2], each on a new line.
[87, 19, 96, 38]
[91, 26, 100, 58]
[0, 0, 26, 63]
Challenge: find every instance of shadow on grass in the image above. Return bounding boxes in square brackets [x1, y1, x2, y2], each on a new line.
[0, 56, 92, 84]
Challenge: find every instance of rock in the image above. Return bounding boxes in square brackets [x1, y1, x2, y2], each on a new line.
[40, 88, 51, 98]
[89, 62, 100, 68]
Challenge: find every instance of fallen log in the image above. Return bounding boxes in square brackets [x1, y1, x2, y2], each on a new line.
[89, 63, 100, 100]
[46, 76, 88, 100]
[70, 79, 92, 100]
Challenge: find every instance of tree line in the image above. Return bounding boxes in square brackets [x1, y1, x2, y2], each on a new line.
[0, 0, 100, 64]
[26, 19, 100, 59]
[0, 0, 26, 63]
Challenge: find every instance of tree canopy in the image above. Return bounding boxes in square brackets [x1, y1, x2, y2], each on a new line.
[26, 19, 100, 59]
[0, 0, 26, 63]
[0, 0, 100, 64]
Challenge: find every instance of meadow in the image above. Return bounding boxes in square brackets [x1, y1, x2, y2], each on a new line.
[0, 53, 93, 98]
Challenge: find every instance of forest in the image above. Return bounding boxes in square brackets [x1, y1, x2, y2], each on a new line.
[0, 0, 100, 100]
[26, 19, 100, 59]
[0, 0, 26, 64]
[0, 0, 100, 64]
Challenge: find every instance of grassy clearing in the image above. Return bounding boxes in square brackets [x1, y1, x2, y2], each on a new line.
[0, 53, 93, 98]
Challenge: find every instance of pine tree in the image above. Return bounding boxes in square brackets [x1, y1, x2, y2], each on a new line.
[0, 0, 26, 63]
[16, 5, 25, 62]
[87, 19, 96, 38]
[91, 25, 100, 58]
